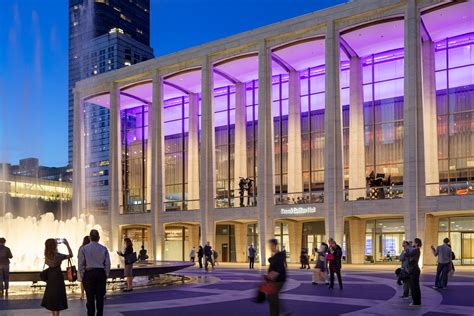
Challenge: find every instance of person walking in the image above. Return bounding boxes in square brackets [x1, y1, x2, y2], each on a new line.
[77, 236, 91, 300]
[407, 238, 422, 307]
[300, 248, 309, 269]
[204, 241, 214, 271]
[41, 238, 73, 316]
[248, 244, 256, 269]
[0, 237, 13, 297]
[327, 238, 343, 290]
[398, 240, 412, 299]
[190, 247, 196, 263]
[78, 229, 111, 316]
[117, 237, 135, 292]
[197, 246, 204, 269]
[312, 242, 328, 285]
[213, 249, 219, 266]
[431, 237, 452, 290]
[266, 238, 287, 316]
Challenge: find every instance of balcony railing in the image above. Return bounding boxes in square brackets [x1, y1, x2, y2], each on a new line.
[164, 199, 200, 211]
[122, 203, 151, 214]
[215, 190, 257, 208]
[426, 181, 474, 196]
[275, 191, 324, 205]
[344, 185, 404, 201]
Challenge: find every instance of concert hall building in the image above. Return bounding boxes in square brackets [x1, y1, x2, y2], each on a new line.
[73, 0, 474, 265]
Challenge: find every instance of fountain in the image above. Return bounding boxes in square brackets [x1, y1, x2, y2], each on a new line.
[0, 212, 106, 271]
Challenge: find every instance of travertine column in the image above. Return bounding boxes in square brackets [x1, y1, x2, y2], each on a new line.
[234, 82, 248, 206]
[200, 56, 216, 247]
[72, 90, 86, 217]
[403, 0, 424, 241]
[257, 40, 275, 266]
[348, 57, 366, 200]
[108, 82, 121, 252]
[234, 223, 247, 262]
[348, 217, 365, 264]
[288, 221, 303, 264]
[423, 214, 438, 265]
[287, 70, 303, 195]
[421, 40, 440, 196]
[188, 225, 200, 252]
[188, 93, 200, 210]
[324, 22, 344, 244]
[151, 70, 165, 260]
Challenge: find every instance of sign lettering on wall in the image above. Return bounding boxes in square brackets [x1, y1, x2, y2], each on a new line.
[280, 206, 316, 215]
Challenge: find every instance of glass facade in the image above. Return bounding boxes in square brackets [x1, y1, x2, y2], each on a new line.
[435, 33, 474, 195]
[121, 105, 149, 213]
[274, 222, 290, 260]
[438, 216, 474, 265]
[164, 226, 189, 261]
[215, 224, 237, 262]
[245, 80, 259, 205]
[363, 49, 405, 189]
[121, 225, 151, 258]
[365, 218, 405, 263]
[273, 75, 289, 197]
[163, 96, 199, 211]
[83, 103, 110, 213]
[215, 86, 236, 208]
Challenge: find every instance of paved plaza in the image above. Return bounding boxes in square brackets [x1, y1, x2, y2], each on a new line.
[1, 265, 474, 316]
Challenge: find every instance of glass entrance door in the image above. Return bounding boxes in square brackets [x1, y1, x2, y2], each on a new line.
[461, 233, 474, 265]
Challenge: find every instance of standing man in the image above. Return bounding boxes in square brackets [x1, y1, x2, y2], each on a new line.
[431, 237, 452, 289]
[328, 238, 343, 290]
[204, 241, 214, 272]
[0, 238, 13, 297]
[399, 240, 412, 298]
[78, 229, 111, 316]
[248, 244, 256, 269]
[197, 246, 204, 269]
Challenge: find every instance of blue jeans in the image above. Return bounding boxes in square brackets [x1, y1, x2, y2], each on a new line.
[435, 262, 450, 288]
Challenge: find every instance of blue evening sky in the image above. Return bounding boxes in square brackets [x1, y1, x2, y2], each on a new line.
[0, 0, 346, 166]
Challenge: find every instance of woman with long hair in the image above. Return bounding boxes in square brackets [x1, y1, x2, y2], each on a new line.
[41, 238, 73, 316]
[77, 235, 90, 300]
[312, 242, 328, 285]
[117, 237, 134, 292]
[408, 238, 423, 306]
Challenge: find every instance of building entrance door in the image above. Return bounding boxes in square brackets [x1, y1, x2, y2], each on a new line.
[222, 243, 229, 262]
[461, 233, 474, 265]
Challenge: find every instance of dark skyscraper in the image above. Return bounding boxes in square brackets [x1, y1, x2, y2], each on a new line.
[68, 0, 153, 165]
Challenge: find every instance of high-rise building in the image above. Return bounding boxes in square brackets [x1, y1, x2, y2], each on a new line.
[68, 0, 153, 164]
[68, 0, 154, 212]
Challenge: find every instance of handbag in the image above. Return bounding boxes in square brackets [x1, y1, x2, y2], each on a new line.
[125, 252, 138, 265]
[326, 253, 335, 261]
[258, 280, 279, 295]
[66, 258, 78, 282]
[39, 263, 49, 282]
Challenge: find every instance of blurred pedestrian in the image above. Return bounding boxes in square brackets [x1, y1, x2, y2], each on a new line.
[431, 237, 452, 289]
[190, 247, 196, 263]
[0, 237, 13, 297]
[77, 236, 90, 300]
[265, 238, 287, 316]
[197, 246, 204, 269]
[117, 238, 135, 292]
[327, 238, 343, 290]
[408, 238, 422, 306]
[248, 244, 256, 269]
[312, 242, 328, 285]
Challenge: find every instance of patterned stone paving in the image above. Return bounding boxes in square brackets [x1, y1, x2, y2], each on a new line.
[1, 266, 474, 315]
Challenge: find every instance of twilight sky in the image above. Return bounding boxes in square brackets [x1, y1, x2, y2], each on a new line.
[0, 0, 346, 166]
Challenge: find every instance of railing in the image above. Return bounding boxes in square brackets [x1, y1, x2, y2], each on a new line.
[275, 191, 324, 205]
[122, 203, 151, 214]
[215, 190, 257, 208]
[344, 185, 403, 201]
[426, 181, 474, 197]
[164, 199, 200, 211]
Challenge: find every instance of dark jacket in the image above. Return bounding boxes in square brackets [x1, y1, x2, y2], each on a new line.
[407, 247, 421, 273]
[329, 245, 342, 270]
[119, 245, 134, 265]
[204, 245, 212, 258]
[197, 247, 204, 258]
[268, 251, 287, 283]
[0, 245, 13, 265]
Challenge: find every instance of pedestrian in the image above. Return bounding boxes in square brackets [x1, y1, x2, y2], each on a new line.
[327, 238, 343, 290]
[407, 237, 422, 307]
[281, 246, 288, 268]
[117, 237, 135, 292]
[248, 244, 256, 269]
[0, 237, 12, 298]
[213, 249, 219, 266]
[78, 229, 111, 316]
[431, 237, 452, 290]
[190, 247, 196, 263]
[41, 238, 73, 316]
[265, 238, 287, 316]
[77, 236, 91, 300]
[204, 241, 214, 271]
[197, 246, 204, 269]
[312, 242, 328, 285]
[398, 240, 412, 299]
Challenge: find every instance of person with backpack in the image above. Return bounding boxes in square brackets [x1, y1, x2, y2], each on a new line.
[117, 237, 136, 292]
